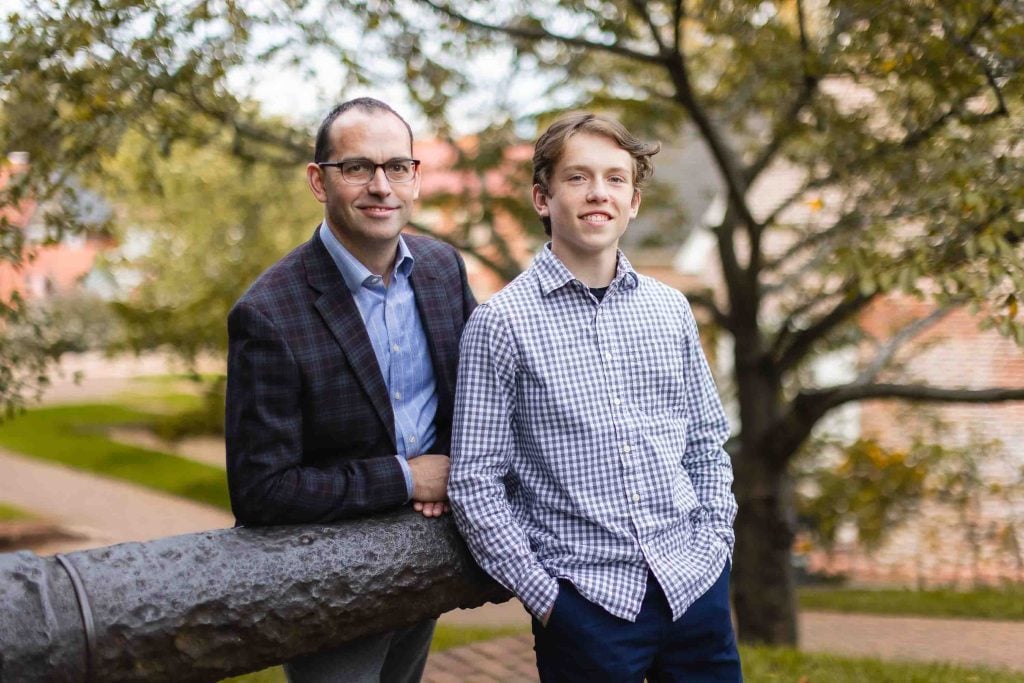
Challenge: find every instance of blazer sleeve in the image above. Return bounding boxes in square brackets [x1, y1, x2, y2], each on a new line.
[225, 300, 408, 525]
[455, 245, 478, 323]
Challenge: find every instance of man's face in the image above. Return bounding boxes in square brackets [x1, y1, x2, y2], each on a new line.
[533, 132, 640, 262]
[307, 109, 420, 255]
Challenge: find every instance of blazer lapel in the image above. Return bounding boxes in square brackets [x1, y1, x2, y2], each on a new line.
[304, 231, 397, 451]
[409, 254, 457, 412]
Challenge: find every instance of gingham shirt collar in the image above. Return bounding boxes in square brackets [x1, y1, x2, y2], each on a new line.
[534, 242, 639, 297]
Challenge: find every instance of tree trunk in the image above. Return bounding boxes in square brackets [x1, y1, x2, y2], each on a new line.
[729, 344, 798, 645]
[731, 458, 798, 645]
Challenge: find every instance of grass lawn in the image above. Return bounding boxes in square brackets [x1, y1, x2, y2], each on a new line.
[115, 377, 207, 414]
[0, 404, 229, 510]
[223, 628, 1022, 682]
[799, 585, 1024, 621]
[0, 502, 33, 521]
[743, 645, 1022, 682]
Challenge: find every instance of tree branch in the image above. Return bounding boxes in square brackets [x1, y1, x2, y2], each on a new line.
[767, 377, 1024, 468]
[762, 210, 865, 277]
[775, 290, 876, 371]
[672, 0, 685, 53]
[712, 208, 746, 315]
[856, 305, 956, 384]
[187, 89, 309, 162]
[664, 56, 760, 233]
[627, 0, 668, 56]
[945, 9, 1010, 118]
[743, 0, 820, 184]
[808, 383, 1024, 409]
[685, 290, 731, 331]
[406, 219, 520, 282]
[417, 0, 666, 65]
[760, 69, 1009, 232]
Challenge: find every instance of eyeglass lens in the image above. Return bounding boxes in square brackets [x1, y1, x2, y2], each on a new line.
[342, 159, 416, 183]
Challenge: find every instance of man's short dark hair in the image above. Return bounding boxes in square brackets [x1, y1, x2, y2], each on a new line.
[313, 98, 414, 163]
[532, 112, 661, 235]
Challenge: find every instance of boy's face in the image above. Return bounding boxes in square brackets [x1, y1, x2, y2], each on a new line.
[533, 132, 641, 263]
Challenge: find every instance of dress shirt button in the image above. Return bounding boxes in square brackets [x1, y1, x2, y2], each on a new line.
[392, 343, 401, 352]
[612, 397, 622, 406]
[632, 493, 641, 502]
[622, 444, 631, 453]
[407, 435, 416, 443]
[394, 391, 402, 400]
[604, 352, 613, 361]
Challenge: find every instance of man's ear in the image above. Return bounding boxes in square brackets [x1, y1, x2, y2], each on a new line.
[532, 184, 550, 218]
[630, 188, 641, 218]
[307, 163, 327, 203]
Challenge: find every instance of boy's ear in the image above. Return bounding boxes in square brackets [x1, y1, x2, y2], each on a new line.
[532, 184, 550, 218]
[630, 188, 641, 217]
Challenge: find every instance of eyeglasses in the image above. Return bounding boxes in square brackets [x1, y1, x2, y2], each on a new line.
[317, 158, 421, 185]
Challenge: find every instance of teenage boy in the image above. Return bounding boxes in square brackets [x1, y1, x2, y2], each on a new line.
[449, 112, 741, 682]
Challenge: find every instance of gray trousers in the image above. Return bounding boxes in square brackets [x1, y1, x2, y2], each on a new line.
[284, 618, 435, 683]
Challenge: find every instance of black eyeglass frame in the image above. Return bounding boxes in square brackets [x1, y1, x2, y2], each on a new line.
[316, 158, 421, 185]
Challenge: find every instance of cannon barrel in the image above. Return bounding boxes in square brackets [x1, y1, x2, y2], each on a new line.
[0, 509, 509, 682]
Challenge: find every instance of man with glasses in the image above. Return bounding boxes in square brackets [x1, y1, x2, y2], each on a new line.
[226, 97, 476, 682]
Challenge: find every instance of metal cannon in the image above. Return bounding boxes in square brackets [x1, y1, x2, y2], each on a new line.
[0, 509, 509, 682]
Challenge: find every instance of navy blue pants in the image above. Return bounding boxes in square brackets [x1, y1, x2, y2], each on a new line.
[531, 564, 742, 682]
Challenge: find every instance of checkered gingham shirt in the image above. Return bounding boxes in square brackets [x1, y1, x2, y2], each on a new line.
[450, 245, 737, 622]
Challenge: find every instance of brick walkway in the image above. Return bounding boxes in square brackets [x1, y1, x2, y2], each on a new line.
[425, 602, 1024, 681]
[424, 634, 538, 683]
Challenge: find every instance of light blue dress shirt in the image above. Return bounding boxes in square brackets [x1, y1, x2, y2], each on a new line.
[319, 222, 438, 499]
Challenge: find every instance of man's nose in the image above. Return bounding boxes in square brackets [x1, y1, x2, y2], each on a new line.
[366, 167, 392, 195]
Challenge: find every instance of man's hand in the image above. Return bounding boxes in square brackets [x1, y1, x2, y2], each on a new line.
[409, 454, 450, 517]
[413, 500, 449, 517]
[540, 605, 553, 627]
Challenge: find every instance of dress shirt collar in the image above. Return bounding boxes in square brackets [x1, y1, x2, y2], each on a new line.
[318, 221, 415, 293]
[533, 242, 639, 297]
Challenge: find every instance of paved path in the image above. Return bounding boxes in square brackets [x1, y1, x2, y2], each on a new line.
[39, 350, 222, 405]
[799, 610, 1024, 672]
[0, 447, 232, 554]
[429, 600, 1024, 680]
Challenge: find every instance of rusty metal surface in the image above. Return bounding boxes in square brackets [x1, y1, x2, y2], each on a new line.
[0, 510, 509, 682]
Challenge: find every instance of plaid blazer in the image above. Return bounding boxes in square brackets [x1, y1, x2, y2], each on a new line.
[226, 229, 476, 525]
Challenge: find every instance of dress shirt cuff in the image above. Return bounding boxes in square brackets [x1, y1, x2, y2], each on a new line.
[395, 455, 413, 502]
[514, 565, 560, 620]
[713, 525, 736, 556]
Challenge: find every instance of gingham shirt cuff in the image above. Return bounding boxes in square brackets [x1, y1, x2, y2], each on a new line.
[515, 565, 560, 619]
[714, 525, 736, 554]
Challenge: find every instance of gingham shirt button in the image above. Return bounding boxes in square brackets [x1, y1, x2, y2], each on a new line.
[612, 397, 622, 406]
[604, 352, 612, 361]
[632, 493, 641, 502]
[622, 444, 631, 453]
